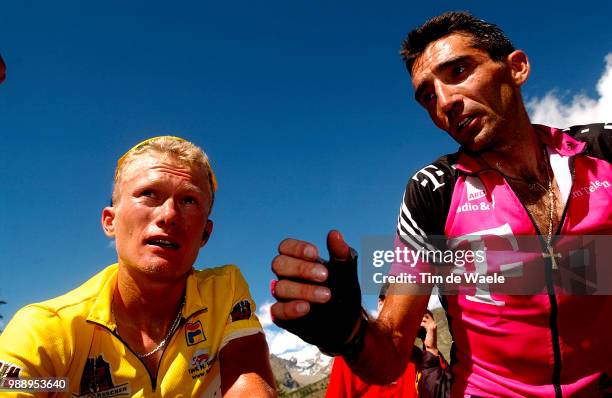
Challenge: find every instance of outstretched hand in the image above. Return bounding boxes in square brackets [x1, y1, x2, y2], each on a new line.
[270, 230, 351, 320]
[270, 230, 362, 354]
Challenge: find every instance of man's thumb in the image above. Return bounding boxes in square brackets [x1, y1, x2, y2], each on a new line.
[326, 230, 351, 262]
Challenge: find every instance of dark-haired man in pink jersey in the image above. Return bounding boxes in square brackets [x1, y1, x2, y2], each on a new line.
[270, 11, 612, 398]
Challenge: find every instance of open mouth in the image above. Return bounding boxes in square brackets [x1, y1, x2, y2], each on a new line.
[147, 239, 180, 250]
[457, 115, 475, 132]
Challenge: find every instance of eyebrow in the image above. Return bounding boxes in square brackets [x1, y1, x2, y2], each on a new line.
[133, 177, 207, 197]
[413, 55, 472, 103]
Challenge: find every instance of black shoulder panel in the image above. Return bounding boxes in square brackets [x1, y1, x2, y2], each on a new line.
[564, 122, 612, 162]
[396, 153, 459, 249]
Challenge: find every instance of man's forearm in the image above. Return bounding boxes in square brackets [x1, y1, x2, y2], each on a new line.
[345, 291, 431, 384]
[345, 318, 411, 384]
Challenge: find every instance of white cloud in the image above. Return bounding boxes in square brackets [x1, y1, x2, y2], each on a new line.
[257, 301, 274, 328]
[268, 329, 310, 355]
[107, 239, 116, 249]
[257, 300, 311, 355]
[527, 53, 612, 127]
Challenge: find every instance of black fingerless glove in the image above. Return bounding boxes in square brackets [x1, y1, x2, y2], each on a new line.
[274, 248, 366, 356]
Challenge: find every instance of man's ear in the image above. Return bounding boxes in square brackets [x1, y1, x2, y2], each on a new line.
[506, 50, 530, 86]
[101, 207, 116, 238]
[201, 219, 214, 247]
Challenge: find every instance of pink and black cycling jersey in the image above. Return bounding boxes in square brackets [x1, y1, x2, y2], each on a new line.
[393, 123, 612, 397]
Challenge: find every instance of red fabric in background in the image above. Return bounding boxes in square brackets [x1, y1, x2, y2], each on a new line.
[325, 355, 417, 398]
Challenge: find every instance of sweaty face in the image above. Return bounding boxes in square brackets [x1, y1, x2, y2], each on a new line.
[411, 33, 520, 152]
[107, 154, 212, 282]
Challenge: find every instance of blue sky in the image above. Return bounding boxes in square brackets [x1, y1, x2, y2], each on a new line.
[1, 1, 611, 351]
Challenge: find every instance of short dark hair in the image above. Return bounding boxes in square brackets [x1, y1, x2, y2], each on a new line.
[400, 11, 515, 75]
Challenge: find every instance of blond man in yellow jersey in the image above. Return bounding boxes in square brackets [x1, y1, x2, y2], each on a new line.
[0, 137, 276, 397]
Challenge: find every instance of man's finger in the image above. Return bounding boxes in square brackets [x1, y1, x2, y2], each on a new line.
[272, 279, 331, 303]
[271, 255, 328, 282]
[271, 301, 311, 321]
[326, 230, 351, 261]
[278, 238, 320, 260]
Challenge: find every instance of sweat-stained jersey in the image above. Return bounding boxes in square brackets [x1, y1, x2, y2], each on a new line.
[0, 264, 263, 397]
[393, 123, 612, 397]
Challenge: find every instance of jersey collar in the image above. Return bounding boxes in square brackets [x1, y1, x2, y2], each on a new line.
[454, 124, 587, 174]
[86, 264, 119, 330]
[86, 264, 206, 329]
[184, 269, 208, 319]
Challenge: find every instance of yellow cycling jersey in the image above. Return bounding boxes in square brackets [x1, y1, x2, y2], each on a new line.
[0, 264, 263, 397]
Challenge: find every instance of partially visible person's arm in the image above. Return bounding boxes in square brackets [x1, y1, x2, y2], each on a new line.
[219, 333, 276, 397]
[421, 312, 439, 357]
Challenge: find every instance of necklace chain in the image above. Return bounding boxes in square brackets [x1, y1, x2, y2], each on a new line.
[113, 297, 184, 359]
[478, 145, 556, 239]
[542, 146, 555, 245]
[477, 145, 559, 269]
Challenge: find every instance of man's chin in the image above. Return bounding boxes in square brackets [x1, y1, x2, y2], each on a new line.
[461, 142, 488, 154]
[459, 130, 497, 153]
[127, 260, 191, 283]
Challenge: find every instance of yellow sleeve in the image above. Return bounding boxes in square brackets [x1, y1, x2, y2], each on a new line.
[220, 266, 263, 350]
[0, 305, 72, 379]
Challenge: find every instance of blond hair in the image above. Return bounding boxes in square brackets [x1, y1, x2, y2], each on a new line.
[112, 136, 216, 211]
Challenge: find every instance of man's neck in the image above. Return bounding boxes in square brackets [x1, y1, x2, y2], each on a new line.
[114, 265, 187, 330]
[478, 122, 545, 181]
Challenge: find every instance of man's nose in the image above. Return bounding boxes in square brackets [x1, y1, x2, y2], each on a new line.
[157, 198, 179, 226]
[434, 81, 459, 115]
